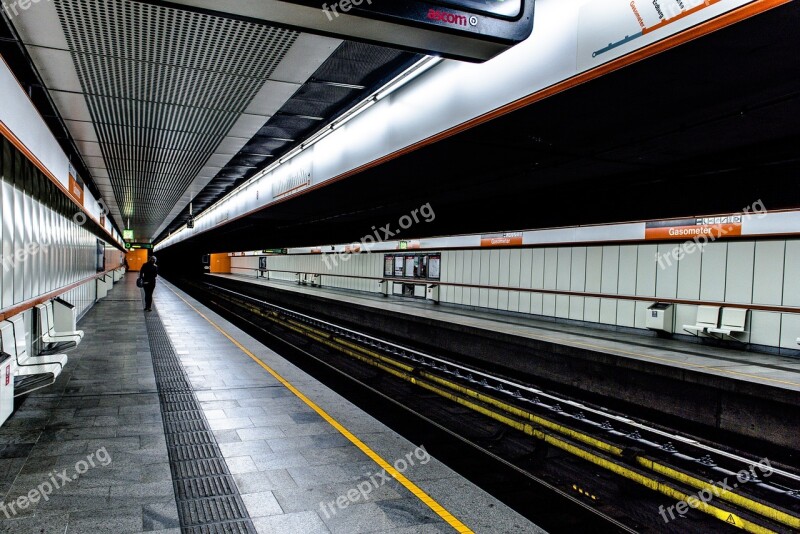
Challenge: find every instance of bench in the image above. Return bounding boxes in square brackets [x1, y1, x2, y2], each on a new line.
[296, 273, 320, 287]
[707, 308, 748, 339]
[682, 305, 721, 336]
[0, 316, 68, 397]
[35, 301, 83, 355]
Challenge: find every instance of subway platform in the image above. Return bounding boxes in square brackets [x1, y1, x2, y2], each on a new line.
[207, 274, 800, 450]
[0, 275, 538, 534]
[209, 274, 800, 391]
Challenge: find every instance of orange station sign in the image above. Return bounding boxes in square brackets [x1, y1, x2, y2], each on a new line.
[68, 173, 84, 204]
[645, 217, 743, 241]
[480, 232, 523, 247]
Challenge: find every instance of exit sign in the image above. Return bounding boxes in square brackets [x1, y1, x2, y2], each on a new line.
[123, 229, 134, 240]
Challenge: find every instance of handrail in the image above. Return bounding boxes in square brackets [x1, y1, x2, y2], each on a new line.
[226, 267, 800, 315]
[0, 266, 122, 322]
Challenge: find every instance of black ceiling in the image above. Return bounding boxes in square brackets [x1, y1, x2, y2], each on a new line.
[161, 1, 800, 256]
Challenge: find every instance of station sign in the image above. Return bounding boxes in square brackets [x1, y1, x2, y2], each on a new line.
[67, 171, 84, 204]
[128, 243, 154, 250]
[645, 217, 743, 241]
[480, 232, 523, 247]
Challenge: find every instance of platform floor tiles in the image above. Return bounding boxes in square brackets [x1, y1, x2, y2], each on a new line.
[155, 280, 540, 534]
[0, 275, 541, 534]
[0, 276, 179, 533]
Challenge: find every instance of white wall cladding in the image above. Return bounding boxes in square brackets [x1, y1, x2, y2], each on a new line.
[231, 238, 800, 350]
[0, 57, 123, 247]
[0, 137, 121, 320]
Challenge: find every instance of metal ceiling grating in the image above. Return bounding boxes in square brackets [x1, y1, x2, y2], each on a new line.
[54, 0, 299, 238]
[157, 41, 422, 242]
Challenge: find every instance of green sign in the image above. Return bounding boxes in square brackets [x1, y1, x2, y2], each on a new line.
[262, 249, 288, 255]
[130, 243, 154, 250]
[123, 229, 134, 240]
[124, 243, 131, 250]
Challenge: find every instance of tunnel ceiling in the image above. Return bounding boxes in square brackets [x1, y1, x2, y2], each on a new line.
[159, 1, 800, 254]
[3, 0, 419, 242]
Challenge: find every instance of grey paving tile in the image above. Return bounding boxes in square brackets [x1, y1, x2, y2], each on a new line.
[142, 501, 181, 531]
[319, 501, 402, 534]
[64, 506, 144, 533]
[212, 429, 243, 444]
[237, 427, 287, 442]
[219, 441, 273, 457]
[241, 491, 284, 518]
[233, 470, 299, 493]
[279, 423, 336, 438]
[274, 481, 403, 515]
[206, 417, 254, 431]
[249, 414, 296, 427]
[0, 512, 70, 533]
[250, 451, 310, 471]
[252, 511, 331, 534]
[287, 465, 364, 488]
[225, 456, 259, 474]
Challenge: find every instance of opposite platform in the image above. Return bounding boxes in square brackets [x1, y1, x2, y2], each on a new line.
[205, 274, 800, 450]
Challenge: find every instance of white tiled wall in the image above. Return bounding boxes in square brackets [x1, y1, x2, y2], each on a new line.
[231, 238, 800, 349]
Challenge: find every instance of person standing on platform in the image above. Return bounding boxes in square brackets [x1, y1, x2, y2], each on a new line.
[140, 255, 159, 312]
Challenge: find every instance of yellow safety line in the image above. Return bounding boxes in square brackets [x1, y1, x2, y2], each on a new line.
[269, 305, 799, 532]
[165, 285, 473, 534]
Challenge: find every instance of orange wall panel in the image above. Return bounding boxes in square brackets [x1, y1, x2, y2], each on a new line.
[209, 253, 231, 274]
[126, 250, 149, 272]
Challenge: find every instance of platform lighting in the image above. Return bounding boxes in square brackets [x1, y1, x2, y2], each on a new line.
[189, 56, 443, 226]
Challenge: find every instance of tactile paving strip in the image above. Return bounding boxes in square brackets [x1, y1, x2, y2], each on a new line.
[145, 310, 257, 534]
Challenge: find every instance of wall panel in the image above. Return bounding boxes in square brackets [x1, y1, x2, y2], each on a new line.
[585, 247, 602, 293]
[544, 248, 558, 290]
[677, 243, 702, 300]
[699, 243, 727, 301]
[600, 246, 619, 294]
[635, 244, 656, 297]
[655, 243, 679, 299]
[752, 241, 785, 305]
[783, 240, 800, 307]
[508, 249, 521, 312]
[618, 245, 638, 296]
[518, 249, 532, 314]
[725, 241, 755, 304]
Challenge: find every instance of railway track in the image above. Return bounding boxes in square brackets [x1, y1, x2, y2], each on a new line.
[182, 278, 800, 533]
